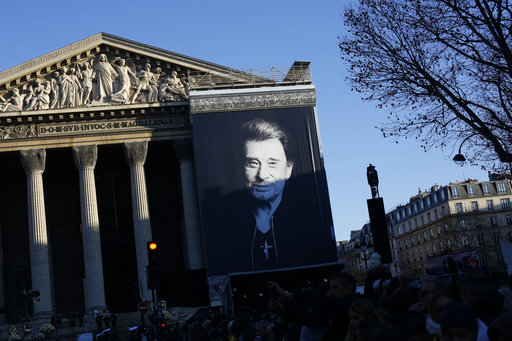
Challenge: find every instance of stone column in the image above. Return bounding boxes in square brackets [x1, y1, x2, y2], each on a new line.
[20, 148, 53, 317]
[72, 145, 106, 311]
[124, 141, 152, 301]
[173, 139, 204, 269]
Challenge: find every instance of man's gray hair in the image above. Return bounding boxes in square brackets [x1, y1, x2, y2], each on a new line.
[240, 118, 293, 161]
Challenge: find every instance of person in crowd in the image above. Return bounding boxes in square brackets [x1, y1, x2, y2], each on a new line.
[268, 272, 361, 341]
[345, 299, 402, 341]
[255, 320, 270, 341]
[425, 292, 455, 340]
[440, 302, 490, 341]
[458, 273, 505, 326]
[385, 284, 426, 339]
[410, 278, 447, 313]
[487, 311, 512, 341]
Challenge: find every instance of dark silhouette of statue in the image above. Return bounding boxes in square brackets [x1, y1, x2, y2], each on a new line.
[366, 164, 379, 199]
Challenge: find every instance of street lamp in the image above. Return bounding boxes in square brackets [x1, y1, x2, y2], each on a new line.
[452, 153, 466, 166]
[452, 134, 476, 166]
[355, 241, 373, 269]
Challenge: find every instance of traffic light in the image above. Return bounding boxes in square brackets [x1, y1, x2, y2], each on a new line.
[146, 241, 160, 290]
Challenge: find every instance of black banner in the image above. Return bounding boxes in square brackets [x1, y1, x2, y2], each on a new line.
[192, 107, 337, 276]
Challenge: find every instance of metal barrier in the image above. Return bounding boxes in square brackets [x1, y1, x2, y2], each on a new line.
[188, 63, 312, 91]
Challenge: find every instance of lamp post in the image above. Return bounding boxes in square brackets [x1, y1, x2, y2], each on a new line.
[355, 241, 373, 269]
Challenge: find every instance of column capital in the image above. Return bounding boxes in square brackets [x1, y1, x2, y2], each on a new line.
[73, 145, 98, 170]
[124, 141, 148, 166]
[173, 138, 194, 163]
[20, 148, 46, 174]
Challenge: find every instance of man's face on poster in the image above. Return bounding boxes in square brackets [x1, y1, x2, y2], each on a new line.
[244, 138, 293, 202]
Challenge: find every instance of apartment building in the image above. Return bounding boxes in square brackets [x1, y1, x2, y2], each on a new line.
[387, 176, 512, 276]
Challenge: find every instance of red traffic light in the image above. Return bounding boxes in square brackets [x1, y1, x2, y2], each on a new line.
[160, 323, 166, 328]
[148, 242, 158, 250]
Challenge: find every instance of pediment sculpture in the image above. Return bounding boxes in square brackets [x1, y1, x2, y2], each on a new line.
[0, 53, 192, 113]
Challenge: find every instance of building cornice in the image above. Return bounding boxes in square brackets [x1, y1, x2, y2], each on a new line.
[189, 85, 316, 114]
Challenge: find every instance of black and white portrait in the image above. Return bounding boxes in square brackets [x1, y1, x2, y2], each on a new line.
[192, 108, 337, 276]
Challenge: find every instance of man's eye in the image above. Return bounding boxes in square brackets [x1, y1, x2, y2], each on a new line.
[246, 160, 259, 168]
[268, 161, 279, 168]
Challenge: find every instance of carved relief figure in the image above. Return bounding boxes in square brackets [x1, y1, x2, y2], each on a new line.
[130, 63, 156, 103]
[23, 85, 34, 109]
[180, 73, 195, 94]
[110, 57, 136, 104]
[59, 67, 83, 108]
[92, 54, 118, 103]
[159, 71, 188, 101]
[0, 54, 193, 113]
[0, 89, 23, 112]
[80, 61, 93, 105]
[49, 71, 60, 109]
[26, 79, 51, 110]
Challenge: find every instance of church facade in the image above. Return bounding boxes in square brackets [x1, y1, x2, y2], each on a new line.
[0, 33, 335, 322]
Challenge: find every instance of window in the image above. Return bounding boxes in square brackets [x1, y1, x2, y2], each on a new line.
[452, 186, 460, 197]
[441, 190, 446, 200]
[478, 234, 485, 246]
[407, 206, 411, 216]
[414, 218, 418, 228]
[475, 218, 482, 227]
[397, 226, 402, 235]
[467, 185, 475, 195]
[423, 231, 427, 240]
[405, 239, 409, 247]
[426, 197, 431, 207]
[426, 245, 429, 256]
[471, 201, 479, 211]
[432, 244, 437, 254]
[491, 216, 498, 227]
[487, 200, 494, 210]
[456, 203, 463, 213]
[427, 212, 431, 223]
[417, 233, 421, 242]
[419, 248, 423, 259]
[497, 182, 507, 194]
[494, 233, 500, 243]
[437, 225, 441, 235]
[420, 216, 425, 225]
[411, 236, 415, 245]
[483, 183, 491, 194]
[403, 223, 406, 232]
[501, 198, 510, 209]
[440, 241, 443, 250]
[441, 206, 445, 214]
[444, 223, 448, 231]
[447, 239, 451, 247]
[462, 235, 469, 246]
[396, 212, 400, 221]
[408, 221, 412, 231]
[506, 215, 512, 225]
[430, 228, 434, 237]
[434, 209, 438, 219]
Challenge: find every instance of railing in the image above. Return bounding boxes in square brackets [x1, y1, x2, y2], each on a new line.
[188, 64, 312, 91]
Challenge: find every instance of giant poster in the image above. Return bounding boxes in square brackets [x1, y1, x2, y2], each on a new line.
[192, 107, 337, 276]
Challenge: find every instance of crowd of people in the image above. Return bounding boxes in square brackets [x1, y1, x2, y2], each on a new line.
[172, 268, 512, 341]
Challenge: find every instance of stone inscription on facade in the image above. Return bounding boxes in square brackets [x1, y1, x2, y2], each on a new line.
[38, 115, 189, 137]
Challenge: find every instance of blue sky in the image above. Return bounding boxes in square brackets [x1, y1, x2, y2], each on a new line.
[1, 1, 489, 240]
